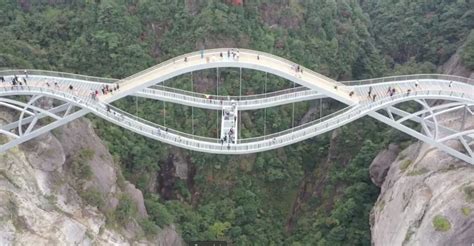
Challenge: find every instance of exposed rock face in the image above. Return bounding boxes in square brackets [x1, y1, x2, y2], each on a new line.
[124, 181, 148, 218]
[438, 50, 474, 79]
[369, 144, 400, 187]
[0, 116, 182, 245]
[173, 149, 189, 180]
[370, 141, 474, 246]
[56, 119, 119, 196]
[370, 104, 474, 245]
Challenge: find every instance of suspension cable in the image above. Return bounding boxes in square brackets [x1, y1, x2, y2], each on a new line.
[264, 72, 267, 139]
[239, 67, 242, 140]
[163, 80, 166, 126]
[191, 72, 194, 139]
[292, 80, 295, 131]
[216, 67, 219, 138]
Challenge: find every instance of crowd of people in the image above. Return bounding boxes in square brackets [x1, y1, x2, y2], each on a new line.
[0, 70, 122, 102]
[220, 102, 238, 147]
[90, 83, 120, 100]
[356, 79, 445, 103]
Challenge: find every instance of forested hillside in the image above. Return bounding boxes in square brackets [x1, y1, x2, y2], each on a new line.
[1, 0, 473, 245]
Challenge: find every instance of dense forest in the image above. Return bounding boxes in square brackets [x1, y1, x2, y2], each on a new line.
[1, 0, 473, 245]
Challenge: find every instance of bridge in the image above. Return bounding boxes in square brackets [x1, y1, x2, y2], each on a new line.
[0, 48, 473, 164]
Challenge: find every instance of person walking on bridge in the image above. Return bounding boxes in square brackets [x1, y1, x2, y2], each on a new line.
[200, 49, 204, 59]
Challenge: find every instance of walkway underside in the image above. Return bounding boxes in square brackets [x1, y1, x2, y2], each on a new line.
[0, 48, 473, 164]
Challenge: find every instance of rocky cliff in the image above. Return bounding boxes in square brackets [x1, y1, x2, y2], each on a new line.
[0, 114, 182, 245]
[369, 49, 474, 246]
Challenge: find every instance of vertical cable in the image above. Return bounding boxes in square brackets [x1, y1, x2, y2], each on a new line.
[292, 80, 295, 130]
[239, 67, 242, 140]
[163, 80, 166, 126]
[191, 72, 194, 139]
[216, 67, 219, 138]
[135, 96, 138, 116]
[264, 72, 267, 139]
[319, 98, 322, 119]
[239, 68, 242, 100]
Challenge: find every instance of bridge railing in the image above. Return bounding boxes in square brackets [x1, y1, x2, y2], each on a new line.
[238, 105, 355, 143]
[238, 49, 346, 87]
[234, 86, 474, 150]
[1, 78, 473, 153]
[148, 85, 311, 101]
[116, 49, 227, 86]
[341, 74, 474, 86]
[0, 69, 117, 84]
[138, 86, 320, 110]
[116, 48, 346, 91]
[104, 103, 221, 144]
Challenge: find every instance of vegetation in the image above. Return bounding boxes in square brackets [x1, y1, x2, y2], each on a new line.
[70, 148, 95, 180]
[407, 168, 429, 176]
[0, 0, 472, 244]
[400, 159, 412, 172]
[139, 218, 160, 239]
[461, 207, 471, 216]
[80, 188, 104, 209]
[432, 215, 451, 232]
[463, 185, 474, 202]
[115, 194, 138, 224]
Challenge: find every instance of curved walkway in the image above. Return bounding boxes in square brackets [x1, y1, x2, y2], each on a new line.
[0, 49, 473, 164]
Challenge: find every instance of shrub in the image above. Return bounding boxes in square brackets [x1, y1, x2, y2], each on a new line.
[432, 215, 451, 232]
[399, 159, 412, 172]
[80, 188, 104, 209]
[145, 198, 174, 227]
[115, 194, 137, 224]
[463, 185, 474, 202]
[461, 207, 471, 216]
[70, 148, 95, 180]
[139, 219, 159, 238]
[407, 168, 429, 176]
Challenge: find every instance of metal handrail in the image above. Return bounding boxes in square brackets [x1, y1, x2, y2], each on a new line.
[0, 82, 473, 152]
[139, 87, 318, 108]
[0, 69, 117, 84]
[238, 105, 355, 143]
[147, 84, 311, 101]
[115, 48, 346, 91]
[341, 74, 474, 86]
